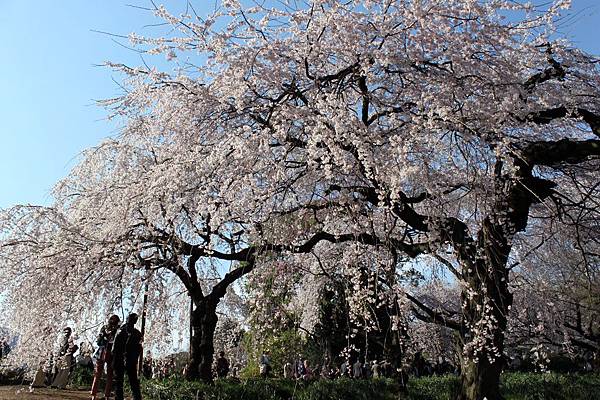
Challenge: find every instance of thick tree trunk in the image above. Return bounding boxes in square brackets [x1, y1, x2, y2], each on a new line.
[458, 356, 503, 400]
[186, 297, 218, 382]
[456, 218, 513, 400]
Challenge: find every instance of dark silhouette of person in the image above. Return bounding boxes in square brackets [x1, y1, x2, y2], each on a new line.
[112, 313, 143, 400]
[91, 314, 120, 400]
[215, 351, 230, 378]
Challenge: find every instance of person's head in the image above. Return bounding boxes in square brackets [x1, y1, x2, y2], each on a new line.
[219, 351, 225, 357]
[108, 314, 121, 327]
[126, 313, 139, 326]
[63, 327, 72, 336]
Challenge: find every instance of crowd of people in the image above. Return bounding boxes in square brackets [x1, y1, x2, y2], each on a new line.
[255, 350, 460, 384]
[262, 352, 406, 382]
[17, 316, 600, 400]
[30, 312, 143, 400]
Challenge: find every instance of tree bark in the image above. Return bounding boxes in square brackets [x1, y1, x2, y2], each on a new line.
[455, 217, 513, 400]
[458, 355, 503, 400]
[185, 297, 218, 382]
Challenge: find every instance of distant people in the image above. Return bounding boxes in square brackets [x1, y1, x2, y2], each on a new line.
[381, 360, 392, 377]
[230, 363, 241, 379]
[91, 314, 120, 400]
[0, 336, 9, 360]
[259, 351, 271, 378]
[57, 327, 73, 357]
[283, 361, 295, 379]
[30, 358, 48, 391]
[181, 363, 188, 379]
[352, 358, 363, 379]
[340, 359, 349, 377]
[412, 352, 426, 377]
[302, 359, 313, 380]
[142, 356, 153, 379]
[215, 351, 230, 378]
[76, 342, 94, 369]
[52, 327, 77, 389]
[44, 354, 55, 386]
[295, 356, 306, 379]
[371, 360, 380, 378]
[164, 356, 176, 377]
[112, 313, 143, 400]
[321, 356, 332, 379]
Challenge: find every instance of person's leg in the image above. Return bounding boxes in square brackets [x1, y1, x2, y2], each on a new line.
[127, 362, 142, 400]
[104, 351, 114, 398]
[90, 352, 105, 396]
[113, 363, 125, 400]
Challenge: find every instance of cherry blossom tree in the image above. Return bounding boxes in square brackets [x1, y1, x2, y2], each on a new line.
[0, 136, 372, 381]
[508, 220, 599, 364]
[129, 1, 599, 398]
[2, 2, 600, 399]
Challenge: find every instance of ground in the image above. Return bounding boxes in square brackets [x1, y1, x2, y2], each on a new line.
[0, 386, 91, 400]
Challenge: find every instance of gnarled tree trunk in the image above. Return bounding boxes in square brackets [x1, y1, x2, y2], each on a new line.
[455, 205, 516, 400]
[186, 297, 218, 382]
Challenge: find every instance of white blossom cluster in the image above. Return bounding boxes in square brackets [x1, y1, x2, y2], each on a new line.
[0, 4, 598, 396]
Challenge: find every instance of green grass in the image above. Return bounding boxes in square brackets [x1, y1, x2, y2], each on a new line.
[502, 372, 600, 400]
[403, 373, 600, 400]
[65, 371, 600, 400]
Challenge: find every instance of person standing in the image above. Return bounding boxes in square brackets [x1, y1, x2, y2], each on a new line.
[215, 351, 230, 379]
[283, 361, 294, 379]
[91, 314, 120, 400]
[340, 359, 349, 378]
[321, 356, 332, 379]
[112, 313, 143, 400]
[352, 358, 363, 379]
[51, 327, 76, 388]
[302, 359, 312, 381]
[259, 351, 271, 378]
[142, 356, 153, 379]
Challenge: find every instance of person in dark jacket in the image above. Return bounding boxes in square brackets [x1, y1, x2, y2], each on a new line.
[91, 314, 120, 400]
[215, 351, 230, 378]
[112, 313, 143, 400]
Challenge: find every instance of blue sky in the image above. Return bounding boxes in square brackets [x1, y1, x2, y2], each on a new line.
[0, 0, 599, 209]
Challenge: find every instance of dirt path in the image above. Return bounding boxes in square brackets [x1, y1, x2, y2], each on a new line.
[0, 386, 91, 400]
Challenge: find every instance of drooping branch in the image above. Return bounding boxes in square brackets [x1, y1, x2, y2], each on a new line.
[522, 138, 600, 167]
[406, 292, 461, 332]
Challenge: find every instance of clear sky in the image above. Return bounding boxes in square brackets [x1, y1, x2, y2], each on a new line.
[0, 0, 598, 209]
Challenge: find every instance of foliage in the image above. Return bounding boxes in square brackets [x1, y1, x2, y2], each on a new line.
[142, 378, 296, 400]
[241, 329, 318, 378]
[142, 377, 400, 400]
[297, 378, 400, 400]
[405, 375, 461, 400]
[68, 365, 95, 389]
[0, 365, 26, 386]
[501, 372, 600, 400]
[139, 374, 600, 400]
[1, 0, 599, 397]
[405, 373, 600, 400]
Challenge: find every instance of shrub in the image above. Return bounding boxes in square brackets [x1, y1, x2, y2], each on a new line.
[69, 365, 95, 389]
[298, 378, 400, 400]
[142, 377, 401, 400]
[501, 372, 600, 400]
[406, 375, 460, 400]
[139, 373, 600, 400]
